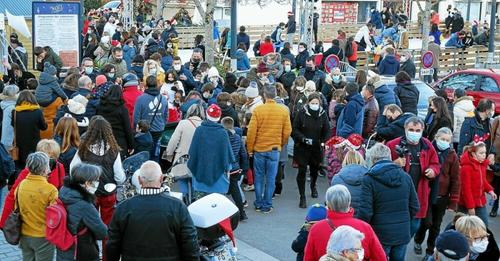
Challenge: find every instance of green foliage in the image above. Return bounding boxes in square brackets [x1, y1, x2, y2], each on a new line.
[84, 0, 102, 12]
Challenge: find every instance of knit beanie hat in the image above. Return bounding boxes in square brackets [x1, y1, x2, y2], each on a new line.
[43, 62, 57, 76]
[206, 104, 222, 122]
[207, 67, 220, 79]
[96, 75, 107, 87]
[122, 73, 139, 87]
[245, 84, 259, 98]
[305, 80, 316, 92]
[306, 204, 327, 222]
[257, 62, 268, 73]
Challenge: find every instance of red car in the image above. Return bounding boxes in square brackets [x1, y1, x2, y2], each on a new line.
[433, 69, 500, 114]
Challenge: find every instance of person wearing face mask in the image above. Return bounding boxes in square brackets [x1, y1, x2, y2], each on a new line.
[184, 48, 204, 73]
[454, 215, 500, 261]
[295, 42, 310, 70]
[336, 83, 365, 138]
[458, 99, 496, 159]
[325, 68, 347, 101]
[279, 58, 296, 93]
[200, 82, 220, 105]
[160, 20, 178, 43]
[428, 230, 470, 261]
[104, 47, 127, 78]
[424, 96, 453, 141]
[386, 116, 441, 239]
[93, 34, 112, 68]
[393, 71, 419, 115]
[263, 53, 284, 80]
[300, 57, 327, 97]
[319, 226, 366, 261]
[217, 92, 240, 127]
[57, 163, 108, 261]
[292, 93, 330, 208]
[172, 56, 196, 93]
[122, 39, 136, 70]
[112, 22, 124, 41]
[398, 52, 416, 79]
[103, 16, 117, 38]
[376, 104, 414, 141]
[289, 77, 308, 120]
[414, 127, 461, 259]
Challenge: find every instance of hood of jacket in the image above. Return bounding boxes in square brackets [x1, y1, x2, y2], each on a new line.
[67, 99, 87, 115]
[454, 96, 475, 111]
[460, 150, 490, 170]
[346, 93, 365, 107]
[337, 164, 367, 186]
[39, 71, 58, 85]
[0, 100, 16, 110]
[59, 185, 85, 206]
[234, 49, 246, 59]
[368, 160, 405, 187]
[397, 82, 419, 95]
[383, 54, 399, 65]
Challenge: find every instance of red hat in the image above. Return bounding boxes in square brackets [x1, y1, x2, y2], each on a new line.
[96, 75, 107, 87]
[257, 62, 269, 73]
[206, 104, 222, 121]
[347, 134, 364, 149]
[111, 40, 120, 47]
[326, 136, 346, 149]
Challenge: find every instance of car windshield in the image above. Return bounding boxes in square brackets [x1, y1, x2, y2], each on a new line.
[104, 1, 120, 8]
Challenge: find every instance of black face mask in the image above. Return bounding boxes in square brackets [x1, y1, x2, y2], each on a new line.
[49, 158, 56, 170]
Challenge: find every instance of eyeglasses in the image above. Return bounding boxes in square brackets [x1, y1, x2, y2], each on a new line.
[468, 234, 489, 243]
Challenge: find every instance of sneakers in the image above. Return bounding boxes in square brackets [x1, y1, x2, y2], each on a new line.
[243, 200, 248, 208]
[414, 243, 422, 255]
[243, 184, 255, 191]
[261, 207, 273, 214]
[240, 211, 248, 221]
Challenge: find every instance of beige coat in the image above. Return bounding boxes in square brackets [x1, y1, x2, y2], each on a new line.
[452, 96, 475, 143]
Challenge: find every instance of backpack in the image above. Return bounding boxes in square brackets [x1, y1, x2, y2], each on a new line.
[345, 41, 353, 57]
[46, 199, 87, 252]
[0, 144, 15, 183]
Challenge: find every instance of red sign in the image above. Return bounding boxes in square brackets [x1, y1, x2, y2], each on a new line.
[324, 54, 340, 74]
[421, 51, 434, 69]
[321, 2, 358, 24]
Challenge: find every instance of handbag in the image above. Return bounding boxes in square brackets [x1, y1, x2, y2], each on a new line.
[9, 111, 19, 161]
[3, 182, 23, 245]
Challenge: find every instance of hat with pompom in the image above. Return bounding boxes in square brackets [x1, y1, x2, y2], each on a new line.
[206, 104, 222, 122]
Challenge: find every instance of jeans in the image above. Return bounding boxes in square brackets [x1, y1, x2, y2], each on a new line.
[150, 131, 163, 162]
[20, 236, 55, 261]
[382, 243, 407, 261]
[286, 33, 294, 44]
[459, 205, 489, 227]
[253, 150, 280, 210]
[414, 196, 449, 255]
[410, 218, 421, 238]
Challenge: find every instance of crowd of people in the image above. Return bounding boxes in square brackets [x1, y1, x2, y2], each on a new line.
[0, 5, 499, 261]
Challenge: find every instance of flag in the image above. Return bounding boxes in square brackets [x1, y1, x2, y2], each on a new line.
[5, 10, 31, 39]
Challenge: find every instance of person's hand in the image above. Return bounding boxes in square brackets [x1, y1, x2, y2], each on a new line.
[487, 154, 495, 164]
[446, 208, 456, 212]
[394, 157, 406, 167]
[179, 74, 187, 81]
[425, 168, 436, 179]
[468, 208, 476, 215]
[303, 138, 313, 145]
[128, 149, 134, 155]
[489, 191, 498, 201]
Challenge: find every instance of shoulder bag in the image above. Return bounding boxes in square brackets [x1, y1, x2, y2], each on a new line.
[3, 181, 23, 245]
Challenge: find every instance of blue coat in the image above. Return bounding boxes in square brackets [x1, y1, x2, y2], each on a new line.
[161, 55, 173, 72]
[331, 164, 367, 214]
[458, 111, 496, 156]
[235, 49, 250, 70]
[227, 130, 248, 172]
[336, 93, 365, 138]
[356, 160, 420, 246]
[378, 55, 400, 76]
[370, 10, 383, 29]
[445, 33, 464, 48]
[236, 33, 250, 51]
[376, 112, 414, 142]
[175, 65, 196, 93]
[122, 45, 136, 70]
[374, 84, 401, 125]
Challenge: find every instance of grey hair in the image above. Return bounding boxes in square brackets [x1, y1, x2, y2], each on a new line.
[78, 75, 92, 88]
[404, 116, 425, 128]
[436, 252, 467, 261]
[3, 85, 19, 98]
[435, 127, 453, 139]
[325, 185, 351, 213]
[326, 225, 365, 254]
[139, 161, 162, 183]
[70, 163, 101, 185]
[186, 103, 206, 120]
[26, 152, 50, 176]
[366, 143, 392, 166]
[263, 84, 277, 99]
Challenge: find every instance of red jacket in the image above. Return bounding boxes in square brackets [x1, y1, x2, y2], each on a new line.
[259, 42, 274, 56]
[0, 162, 65, 228]
[347, 42, 358, 62]
[459, 152, 494, 209]
[386, 137, 441, 218]
[123, 86, 143, 127]
[304, 209, 386, 261]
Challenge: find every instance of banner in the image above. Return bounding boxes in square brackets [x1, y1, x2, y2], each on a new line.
[32, 1, 81, 68]
[321, 2, 358, 24]
[5, 11, 32, 38]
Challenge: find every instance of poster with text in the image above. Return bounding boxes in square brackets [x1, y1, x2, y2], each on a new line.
[321, 2, 358, 23]
[32, 2, 81, 68]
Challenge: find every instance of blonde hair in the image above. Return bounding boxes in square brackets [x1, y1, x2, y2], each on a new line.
[342, 150, 365, 167]
[455, 215, 487, 239]
[36, 139, 61, 159]
[143, 59, 163, 78]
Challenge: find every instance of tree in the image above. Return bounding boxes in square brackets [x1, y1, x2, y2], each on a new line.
[84, 0, 102, 11]
[203, 0, 216, 65]
[414, 0, 440, 52]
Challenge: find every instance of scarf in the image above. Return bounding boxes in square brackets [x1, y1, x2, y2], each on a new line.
[139, 185, 170, 195]
[15, 102, 40, 112]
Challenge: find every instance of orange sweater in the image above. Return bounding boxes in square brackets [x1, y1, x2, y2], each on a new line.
[246, 100, 291, 153]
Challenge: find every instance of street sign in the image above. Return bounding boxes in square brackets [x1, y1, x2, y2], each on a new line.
[421, 51, 434, 69]
[324, 54, 340, 74]
[420, 68, 434, 76]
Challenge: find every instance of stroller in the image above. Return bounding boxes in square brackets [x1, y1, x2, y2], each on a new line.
[188, 193, 239, 261]
[117, 151, 150, 202]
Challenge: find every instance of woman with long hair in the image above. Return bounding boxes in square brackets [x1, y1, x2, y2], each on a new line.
[424, 96, 453, 141]
[70, 115, 125, 227]
[143, 59, 165, 87]
[83, 33, 99, 60]
[54, 117, 80, 176]
[96, 85, 134, 157]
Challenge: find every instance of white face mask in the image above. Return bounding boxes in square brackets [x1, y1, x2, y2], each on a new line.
[296, 86, 305, 93]
[309, 104, 319, 111]
[298, 47, 305, 52]
[173, 64, 181, 71]
[285, 65, 291, 72]
[101, 36, 110, 44]
[82, 181, 99, 194]
[471, 239, 489, 253]
[356, 249, 365, 261]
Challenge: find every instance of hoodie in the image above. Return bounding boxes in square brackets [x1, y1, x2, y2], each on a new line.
[235, 48, 250, 71]
[35, 66, 68, 106]
[357, 160, 420, 246]
[133, 88, 169, 132]
[378, 55, 400, 76]
[331, 164, 367, 214]
[336, 93, 365, 138]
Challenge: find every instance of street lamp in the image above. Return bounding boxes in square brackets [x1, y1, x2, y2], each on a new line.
[230, 0, 237, 71]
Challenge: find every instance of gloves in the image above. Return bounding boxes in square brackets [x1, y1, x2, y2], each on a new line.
[303, 138, 313, 146]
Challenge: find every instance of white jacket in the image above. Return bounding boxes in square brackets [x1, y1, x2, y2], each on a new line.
[453, 96, 475, 143]
[165, 116, 203, 176]
[354, 25, 372, 50]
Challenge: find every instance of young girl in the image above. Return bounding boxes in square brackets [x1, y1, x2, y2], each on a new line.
[291, 204, 327, 261]
[328, 89, 346, 136]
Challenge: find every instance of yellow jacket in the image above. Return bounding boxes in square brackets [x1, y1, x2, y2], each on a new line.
[246, 100, 292, 153]
[144, 71, 166, 87]
[17, 174, 58, 237]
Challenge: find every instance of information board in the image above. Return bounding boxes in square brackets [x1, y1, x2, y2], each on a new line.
[32, 1, 81, 68]
[321, 2, 358, 24]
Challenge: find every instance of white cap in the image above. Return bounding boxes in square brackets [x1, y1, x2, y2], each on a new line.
[207, 67, 220, 78]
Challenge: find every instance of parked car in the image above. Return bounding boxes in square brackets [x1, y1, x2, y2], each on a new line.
[432, 69, 500, 114]
[99, 1, 122, 13]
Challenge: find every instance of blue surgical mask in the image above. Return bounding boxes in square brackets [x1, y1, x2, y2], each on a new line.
[436, 139, 450, 150]
[332, 75, 341, 83]
[406, 131, 422, 143]
[84, 67, 94, 75]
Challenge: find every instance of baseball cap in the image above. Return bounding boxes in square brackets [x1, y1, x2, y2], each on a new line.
[435, 230, 470, 260]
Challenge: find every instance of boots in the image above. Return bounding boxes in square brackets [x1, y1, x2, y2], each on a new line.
[299, 196, 307, 208]
[311, 187, 318, 198]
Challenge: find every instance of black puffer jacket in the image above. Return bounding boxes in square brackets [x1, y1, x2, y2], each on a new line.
[394, 82, 419, 115]
[57, 181, 108, 261]
[106, 192, 200, 261]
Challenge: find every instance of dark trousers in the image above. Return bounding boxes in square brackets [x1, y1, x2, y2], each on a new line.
[297, 163, 319, 197]
[150, 131, 163, 162]
[492, 176, 500, 213]
[348, 61, 357, 68]
[274, 162, 285, 195]
[228, 172, 244, 213]
[414, 196, 449, 255]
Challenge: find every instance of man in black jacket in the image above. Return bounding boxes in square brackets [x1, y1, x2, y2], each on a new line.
[321, 39, 344, 68]
[376, 104, 414, 141]
[107, 161, 199, 261]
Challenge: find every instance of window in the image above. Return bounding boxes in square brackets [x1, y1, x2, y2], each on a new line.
[479, 76, 500, 93]
[441, 74, 479, 91]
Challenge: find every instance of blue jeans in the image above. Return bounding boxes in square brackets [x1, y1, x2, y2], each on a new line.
[410, 218, 421, 238]
[253, 150, 280, 210]
[382, 243, 407, 261]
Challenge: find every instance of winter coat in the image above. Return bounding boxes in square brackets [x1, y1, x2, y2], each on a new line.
[122, 44, 136, 70]
[300, 68, 327, 98]
[336, 93, 365, 138]
[54, 98, 90, 134]
[459, 152, 493, 210]
[220, 104, 240, 127]
[104, 57, 128, 78]
[36, 48, 63, 72]
[97, 102, 135, 153]
[0, 99, 16, 149]
[12, 106, 48, 164]
[362, 96, 379, 139]
[331, 164, 368, 214]
[304, 209, 387, 261]
[374, 82, 401, 125]
[166, 116, 202, 176]
[54, 135, 77, 176]
[286, 16, 297, 34]
[356, 160, 420, 246]
[386, 137, 441, 218]
[400, 60, 417, 79]
[429, 30, 442, 45]
[35, 71, 68, 106]
[122, 85, 143, 127]
[296, 50, 310, 69]
[10, 46, 28, 70]
[133, 88, 169, 133]
[134, 132, 153, 154]
[259, 42, 274, 57]
[434, 146, 461, 210]
[445, 33, 464, 48]
[424, 112, 453, 141]
[493, 117, 500, 174]
[458, 111, 495, 156]
[174, 65, 197, 93]
[161, 55, 173, 72]
[235, 49, 250, 70]
[279, 71, 297, 91]
[280, 48, 297, 68]
[452, 96, 475, 143]
[394, 82, 419, 115]
[376, 112, 414, 141]
[474, 31, 489, 46]
[57, 184, 108, 261]
[322, 46, 344, 66]
[237, 32, 250, 51]
[370, 10, 383, 29]
[292, 105, 330, 166]
[106, 192, 199, 261]
[451, 16, 465, 34]
[378, 55, 400, 76]
[291, 224, 310, 261]
[131, 64, 144, 80]
[227, 130, 248, 172]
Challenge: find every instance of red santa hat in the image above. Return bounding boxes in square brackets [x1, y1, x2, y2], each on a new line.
[206, 104, 222, 122]
[326, 136, 347, 149]
[346, 134, 364, 150]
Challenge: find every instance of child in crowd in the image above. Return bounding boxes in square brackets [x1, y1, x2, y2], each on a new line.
[328, 89, 346, 136]
[27, 78, 38, 91]
[35, 62, 68, 107]
[291, 204, 327, 261]
[242, 112, 254, 192]
[134, 120, 153, 154]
